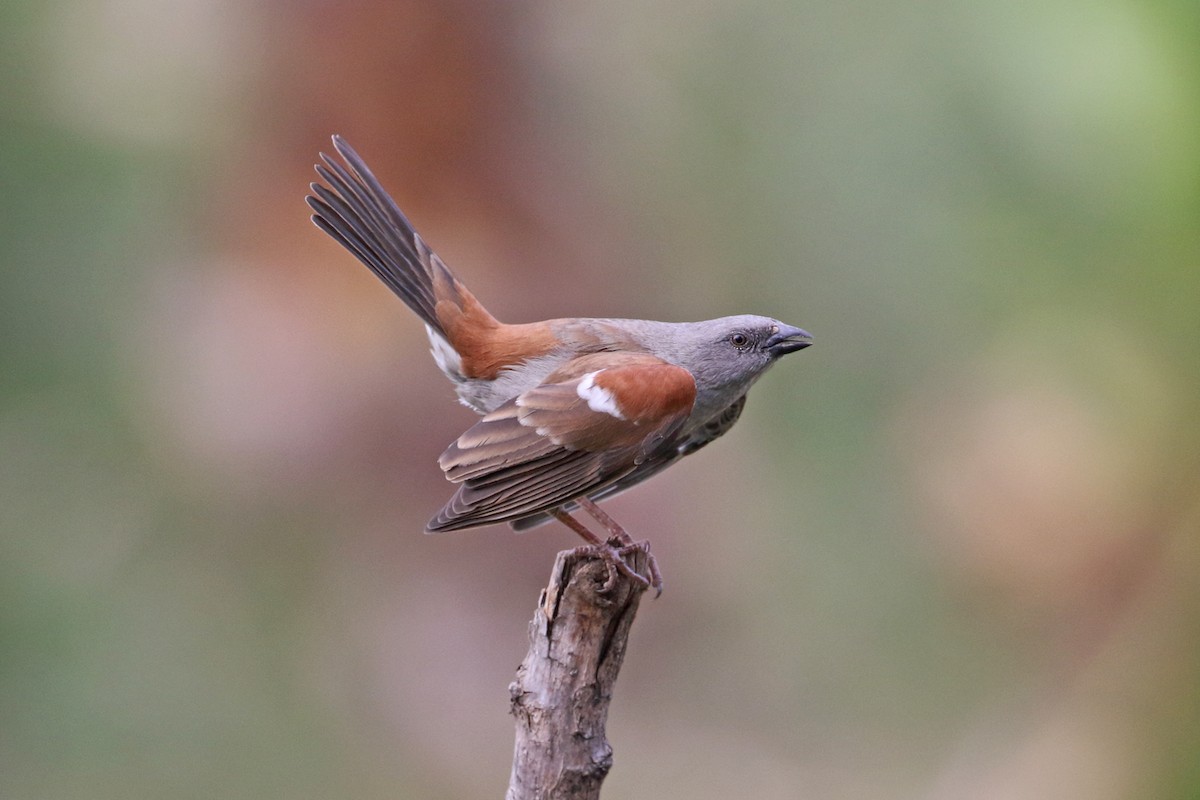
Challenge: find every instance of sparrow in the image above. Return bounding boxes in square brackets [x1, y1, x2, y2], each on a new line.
[307, 136, 812, 593]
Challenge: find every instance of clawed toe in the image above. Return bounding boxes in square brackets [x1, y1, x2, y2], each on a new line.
[554, 504, 663, 597]
[566, 541, 661, 596]
[611, 540, 663, 597]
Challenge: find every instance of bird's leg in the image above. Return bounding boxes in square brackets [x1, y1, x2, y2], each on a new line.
[576, 498, 663, 597]
[549, 506, 605, 545]
[550, 508, 652, 592]
[575, 497, 633, 544]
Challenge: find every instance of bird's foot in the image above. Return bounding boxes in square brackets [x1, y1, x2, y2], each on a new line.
[552, 505, 663, 597]
[617, 539, 663, 598]
[565, 540, 662, 597]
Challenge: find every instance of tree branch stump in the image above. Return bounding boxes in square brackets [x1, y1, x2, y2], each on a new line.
[506, 546, 650, 800]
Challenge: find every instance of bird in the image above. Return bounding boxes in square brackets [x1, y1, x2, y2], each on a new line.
[306, 135, 812, 594]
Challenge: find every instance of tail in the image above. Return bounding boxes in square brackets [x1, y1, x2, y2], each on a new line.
[308, 137, 564, 396]
[306, 135, 496, 349]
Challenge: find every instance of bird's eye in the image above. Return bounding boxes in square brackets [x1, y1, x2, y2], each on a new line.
[729, 332, 751, 349]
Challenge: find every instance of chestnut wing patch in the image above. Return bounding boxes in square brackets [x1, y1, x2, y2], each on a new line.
[427, 360, 696, 531]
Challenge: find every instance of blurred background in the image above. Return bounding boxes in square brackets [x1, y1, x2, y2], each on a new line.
[3, 0, 1199, 797]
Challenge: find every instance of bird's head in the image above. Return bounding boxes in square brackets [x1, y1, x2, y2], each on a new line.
[649, 314, 812, 398]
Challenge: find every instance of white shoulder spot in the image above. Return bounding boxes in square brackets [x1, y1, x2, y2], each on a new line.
[577, 370, 626, 420]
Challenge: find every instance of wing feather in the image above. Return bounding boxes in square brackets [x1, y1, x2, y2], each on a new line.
[426, 358, 696, 531]
[508, 394, 748, 531]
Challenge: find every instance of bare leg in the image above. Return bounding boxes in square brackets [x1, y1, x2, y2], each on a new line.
[576, 497, 633, 544]
[550, 508, 650, 591]
[549, 507, 605, 545]
[576, 498, 663, 597]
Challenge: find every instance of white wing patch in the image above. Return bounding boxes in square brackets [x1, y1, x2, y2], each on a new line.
[576, 370, 625, 420]
[425, 324, 464, 381]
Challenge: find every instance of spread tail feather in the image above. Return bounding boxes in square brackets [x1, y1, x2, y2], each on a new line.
[308, 136, 558, 390]
[307, 135, 459, 338]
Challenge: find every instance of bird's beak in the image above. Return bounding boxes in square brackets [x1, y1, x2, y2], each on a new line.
[766, 324, 813, 356]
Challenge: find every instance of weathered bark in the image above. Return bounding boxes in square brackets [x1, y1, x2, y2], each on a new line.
[506, 547, 649, 800]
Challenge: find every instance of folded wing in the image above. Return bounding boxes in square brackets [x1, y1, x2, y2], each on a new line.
[426, 354, 696, 531]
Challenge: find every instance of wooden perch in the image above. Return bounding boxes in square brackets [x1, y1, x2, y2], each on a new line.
[506, 546, 650, 800]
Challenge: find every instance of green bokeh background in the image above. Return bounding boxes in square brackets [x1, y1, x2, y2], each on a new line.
[3, 1, 1198, 798]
